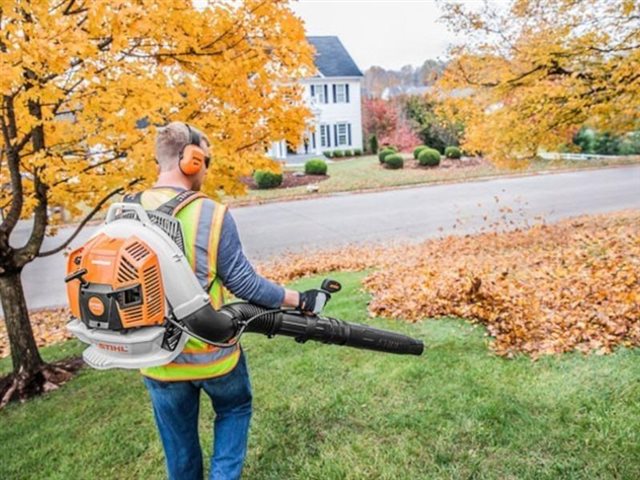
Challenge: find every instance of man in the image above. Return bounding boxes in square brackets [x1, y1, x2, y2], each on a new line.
[136, 122, 323, 480]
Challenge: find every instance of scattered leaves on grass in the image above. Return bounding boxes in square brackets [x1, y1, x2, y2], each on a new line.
[0, 308, 73, 359]
[260, 211, 640, 358]
[2, 212, 638, 359]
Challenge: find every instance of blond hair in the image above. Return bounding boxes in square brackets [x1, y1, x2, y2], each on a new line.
[155, 122, 209, 172]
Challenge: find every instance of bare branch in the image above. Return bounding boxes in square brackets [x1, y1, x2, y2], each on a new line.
[0, 97, 23, 237]
[14, 174, 48, 267]
[51, 152, 128, 187]
[38, 178, 141, 258]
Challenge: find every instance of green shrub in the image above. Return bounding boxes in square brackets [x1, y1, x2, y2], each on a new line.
[333, 150, 344, 158]
[417, 148, 441, 167]
[384, 154, 404, 169]
[382, 145, 397, 152]
[369, 134, 379, 154]
[445, 146, 462, 159]
[323, 150, 333, 158]
[378, 148, 396, 164]
[304, 159, 328, 175]
[413, 145, 428, 159]
[344, 149, 353, 157]
[354, 149, 362, 156]
[253, 170, 283, 189]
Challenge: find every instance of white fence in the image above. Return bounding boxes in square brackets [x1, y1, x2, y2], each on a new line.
[538, 152, 628, 161]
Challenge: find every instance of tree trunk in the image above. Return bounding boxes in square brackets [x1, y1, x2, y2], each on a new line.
[0, 269, 43, 374]
[0, 270, 81, 407]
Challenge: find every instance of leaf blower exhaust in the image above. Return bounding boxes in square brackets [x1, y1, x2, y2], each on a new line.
[65, 202, 424, 370]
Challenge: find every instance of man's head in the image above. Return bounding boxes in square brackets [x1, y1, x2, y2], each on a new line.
[155, 122, 210, 190]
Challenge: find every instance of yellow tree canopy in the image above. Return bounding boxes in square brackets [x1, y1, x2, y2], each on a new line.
[437, 0, 640, 167]
[0, 0, 314, 231]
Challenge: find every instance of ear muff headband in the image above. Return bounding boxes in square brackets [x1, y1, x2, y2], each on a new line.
[179, 124, 207, 176]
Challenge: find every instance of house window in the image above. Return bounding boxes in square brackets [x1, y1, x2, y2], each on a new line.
[312, 84, 328, 104]
[336, 123, 349, 146]
[335, 84, 347, 103]
[320, 125, 329, 147]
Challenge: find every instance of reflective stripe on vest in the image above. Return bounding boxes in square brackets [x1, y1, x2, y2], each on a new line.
[136, 188, 241, 381]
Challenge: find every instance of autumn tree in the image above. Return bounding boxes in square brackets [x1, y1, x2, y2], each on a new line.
[401, 94, 463, 153]
[0, 0, 314, 404]
[437, 0, 640, 166]
[362, 97, 420, 152]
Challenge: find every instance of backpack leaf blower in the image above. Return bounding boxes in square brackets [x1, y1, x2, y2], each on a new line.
[65, 202, 424, 370]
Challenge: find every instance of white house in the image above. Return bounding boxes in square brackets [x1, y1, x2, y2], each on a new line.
[268, 36, 364, 159]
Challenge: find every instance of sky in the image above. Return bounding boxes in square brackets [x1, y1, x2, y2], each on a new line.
[289, 0, 464, 71]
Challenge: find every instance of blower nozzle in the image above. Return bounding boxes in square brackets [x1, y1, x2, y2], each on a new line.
[183, 303, 424, 356]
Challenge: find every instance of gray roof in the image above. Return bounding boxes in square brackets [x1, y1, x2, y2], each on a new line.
[307, 36, 363, 78]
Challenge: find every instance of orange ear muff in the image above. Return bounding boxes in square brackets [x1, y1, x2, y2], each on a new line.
[179, 123, 207, 176]
[179, 145, 206, 176]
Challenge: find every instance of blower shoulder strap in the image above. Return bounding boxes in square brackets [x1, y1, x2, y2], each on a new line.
[122, 189, 206, 216]
[157, 190, 207, 216]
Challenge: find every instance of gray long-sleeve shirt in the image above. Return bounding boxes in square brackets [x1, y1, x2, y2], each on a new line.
[216, 210, 285, 308]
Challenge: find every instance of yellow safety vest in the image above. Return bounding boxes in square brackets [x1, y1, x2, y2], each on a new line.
[137, 188, 241, 381]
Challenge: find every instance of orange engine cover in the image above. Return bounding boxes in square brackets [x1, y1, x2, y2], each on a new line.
[66, 234, 166, 329]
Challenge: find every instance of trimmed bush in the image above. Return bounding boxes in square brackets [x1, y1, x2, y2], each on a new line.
[304, 159, 328, 175]
[354, 149, 362, 156]
[417, 148, 441, 167]
[344, 149, 353, 157]
[382, 145, 397, 152]
[253, 170, 283, 189]
[369, 134, 379, 154]
[413, 145, 428, 159]
[378, 148, 396, 164]
[445, 146, 462, 159]
[333, 150, 344, 158]
[384, 153, 404, 169]
[323, 150, 333, 158]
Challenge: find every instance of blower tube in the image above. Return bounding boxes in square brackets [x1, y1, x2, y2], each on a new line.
[182, 303, 424, 356]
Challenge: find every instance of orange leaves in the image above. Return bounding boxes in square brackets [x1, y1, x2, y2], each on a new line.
[0, 308, 73, 359]
[6, 212, 638, 359]
[1, 0, 315, 223]
[437, 0, 640, 165]
[260, 211, 640, 358]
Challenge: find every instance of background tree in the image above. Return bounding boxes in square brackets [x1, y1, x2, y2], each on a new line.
[0, 0, 314, 405]
[437, 0, 640, 166]
[363, 59, 445, 98]
[362, 97, 398, 146]
[401, 94, 463, 153]
[362, 97, 420, 152]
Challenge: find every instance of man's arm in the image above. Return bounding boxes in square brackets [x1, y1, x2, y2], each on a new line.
[215, 209, 299, 309]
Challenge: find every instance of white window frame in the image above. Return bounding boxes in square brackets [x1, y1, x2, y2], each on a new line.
[320, 124, 329, 147]
[336, 123, 349, 146]
[314, 84, 326, 104]
[335, 84, 347, 103]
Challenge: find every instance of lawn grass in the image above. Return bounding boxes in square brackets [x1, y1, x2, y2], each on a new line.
[2, 271, 640, 479]
[227, 154, 640, 205]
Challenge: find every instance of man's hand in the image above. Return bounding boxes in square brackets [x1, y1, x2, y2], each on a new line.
[297, 289, 329, 315]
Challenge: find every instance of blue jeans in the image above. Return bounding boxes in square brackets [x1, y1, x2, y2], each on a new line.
[143, 351, 253, 480]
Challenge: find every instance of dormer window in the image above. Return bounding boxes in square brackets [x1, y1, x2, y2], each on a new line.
[311, 84, 328, 104]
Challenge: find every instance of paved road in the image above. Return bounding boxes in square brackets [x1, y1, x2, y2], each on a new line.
[8, 165, 640, 312]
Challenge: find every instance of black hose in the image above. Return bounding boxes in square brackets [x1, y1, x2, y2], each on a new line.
[218, 303, 424, 356]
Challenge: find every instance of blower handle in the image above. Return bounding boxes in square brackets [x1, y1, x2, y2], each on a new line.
[105, 202, 154, 226]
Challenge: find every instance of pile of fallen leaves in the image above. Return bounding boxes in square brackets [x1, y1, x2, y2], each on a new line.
[260, 211, 640, 358]
[2, 211, 638, 359]
[0, 308, 73, 359]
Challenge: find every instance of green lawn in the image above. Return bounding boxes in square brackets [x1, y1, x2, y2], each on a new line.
[2, 271, 640, 479]
[227, 154, 640, 205]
